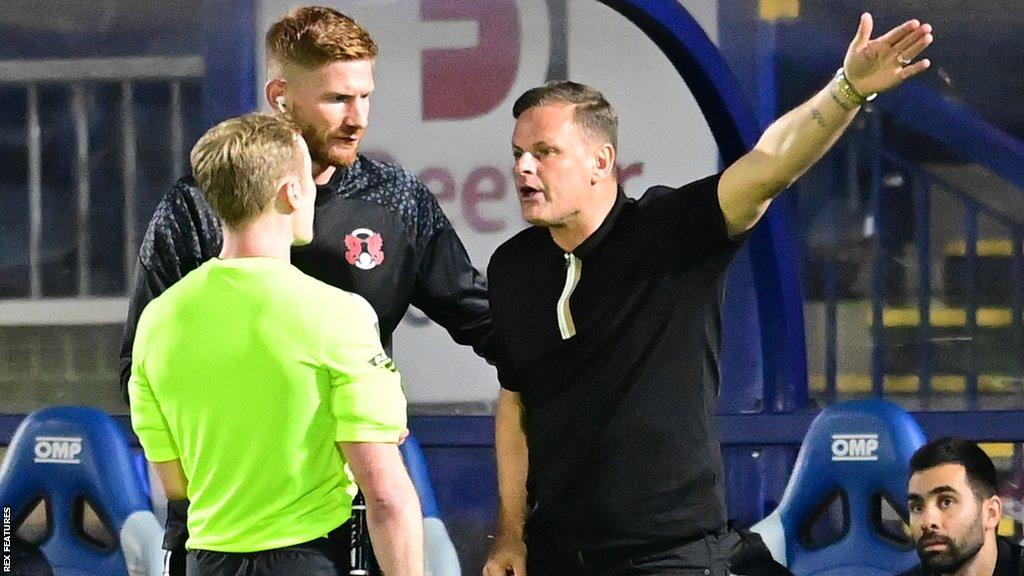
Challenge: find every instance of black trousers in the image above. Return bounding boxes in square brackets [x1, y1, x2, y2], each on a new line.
[525, 526, 793, 576]
[185, 521, 351, 576]
[165, 499, 377, 576]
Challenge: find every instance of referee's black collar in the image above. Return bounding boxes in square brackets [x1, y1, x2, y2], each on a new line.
[571, 187, 628, 259]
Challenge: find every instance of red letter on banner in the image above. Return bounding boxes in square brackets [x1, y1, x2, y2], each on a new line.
[421, 0, 520, 121]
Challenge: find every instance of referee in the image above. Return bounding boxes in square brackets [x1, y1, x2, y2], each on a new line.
[129, 113, 423, 575]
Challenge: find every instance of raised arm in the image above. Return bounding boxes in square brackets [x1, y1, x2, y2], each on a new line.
[719, 13, 933, 238]
[483, 389, 529, 576]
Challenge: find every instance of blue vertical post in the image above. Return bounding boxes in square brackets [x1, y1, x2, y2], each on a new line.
[201, 0, 258, 126]
[868, 110, 885, 397]
[754, 16, 780, 411]
[754, 10, 805, 412]
[914, 176, 932, 398]
[964, 204, 979, 407]
[825, 251, 839, 403]
[1013, 229, 1024, 388]
[755, 21, 777, 131]
[749, 2, 794, 522]
[825, 150, 845, 403]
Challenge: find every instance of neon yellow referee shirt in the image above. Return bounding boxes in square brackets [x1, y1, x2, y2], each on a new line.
[129, 257, 406, 552]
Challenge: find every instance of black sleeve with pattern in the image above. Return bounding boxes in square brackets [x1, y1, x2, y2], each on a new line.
[117, 177, 222, 404]
[118, 267, 155, 405]
[408, 181, 496, 364]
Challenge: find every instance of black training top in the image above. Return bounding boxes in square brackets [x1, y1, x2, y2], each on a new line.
[119, 154, 494, 402]
[897, 536, 1024, 576]
[488, 174, 744, 549]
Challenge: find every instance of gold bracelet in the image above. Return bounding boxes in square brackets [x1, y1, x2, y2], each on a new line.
[833, 67, 876, 110]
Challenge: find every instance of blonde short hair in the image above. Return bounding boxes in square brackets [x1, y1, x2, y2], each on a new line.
[265, 6, 377, 70]
[190, 113, 302, 228]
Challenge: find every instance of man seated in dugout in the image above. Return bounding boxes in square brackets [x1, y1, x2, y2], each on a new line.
[901, 437, 1024, 576]
[128, 113, 423, 576]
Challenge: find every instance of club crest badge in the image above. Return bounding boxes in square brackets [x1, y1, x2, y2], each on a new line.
[344, 228, 385, 270]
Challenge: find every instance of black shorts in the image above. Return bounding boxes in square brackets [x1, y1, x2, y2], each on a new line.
[165, 499, 377, 576]
[185, 522, 351, 576]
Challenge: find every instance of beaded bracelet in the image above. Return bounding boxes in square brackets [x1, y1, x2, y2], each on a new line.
[832, 67, 876, 111]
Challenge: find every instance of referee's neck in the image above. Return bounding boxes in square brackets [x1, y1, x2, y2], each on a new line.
[218, 221, 293, 263]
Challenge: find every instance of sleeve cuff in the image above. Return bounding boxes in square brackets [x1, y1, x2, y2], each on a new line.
[137, 436, 179, 462]
[335, 424, 404, 444]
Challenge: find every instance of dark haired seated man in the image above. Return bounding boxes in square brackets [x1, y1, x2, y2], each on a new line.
[900, 437, 1024, 576]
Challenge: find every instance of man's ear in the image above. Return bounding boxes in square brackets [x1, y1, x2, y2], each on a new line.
[276, 177, 300, 213]
[592, 142, 616, 184]
[266, 78, 288, 113]
[983, 495, 1003, 532]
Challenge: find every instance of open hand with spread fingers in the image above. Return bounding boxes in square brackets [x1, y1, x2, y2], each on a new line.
[842, 12, 934, 98]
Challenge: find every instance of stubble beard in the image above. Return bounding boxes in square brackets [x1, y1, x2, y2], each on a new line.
[290, 112, 358, 168]
[917, 518, 985, 574]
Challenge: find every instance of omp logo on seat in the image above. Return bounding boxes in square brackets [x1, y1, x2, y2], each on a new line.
[831, 433, 880, 461]
[33, 436, 83, 464]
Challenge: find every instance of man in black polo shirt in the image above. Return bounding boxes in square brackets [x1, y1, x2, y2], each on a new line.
[483, 13, 934, 576]
[900, 438, 1024, 576]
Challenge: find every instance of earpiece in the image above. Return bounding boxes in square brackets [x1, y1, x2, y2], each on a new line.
[275, 96, 287, 113]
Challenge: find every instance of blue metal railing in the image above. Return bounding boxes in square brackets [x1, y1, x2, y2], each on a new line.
[913, 175, 933, 398]
[815, 109, 1024, 407]
[754, 18, 1024, 410]
[867, 113, 887, 399]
